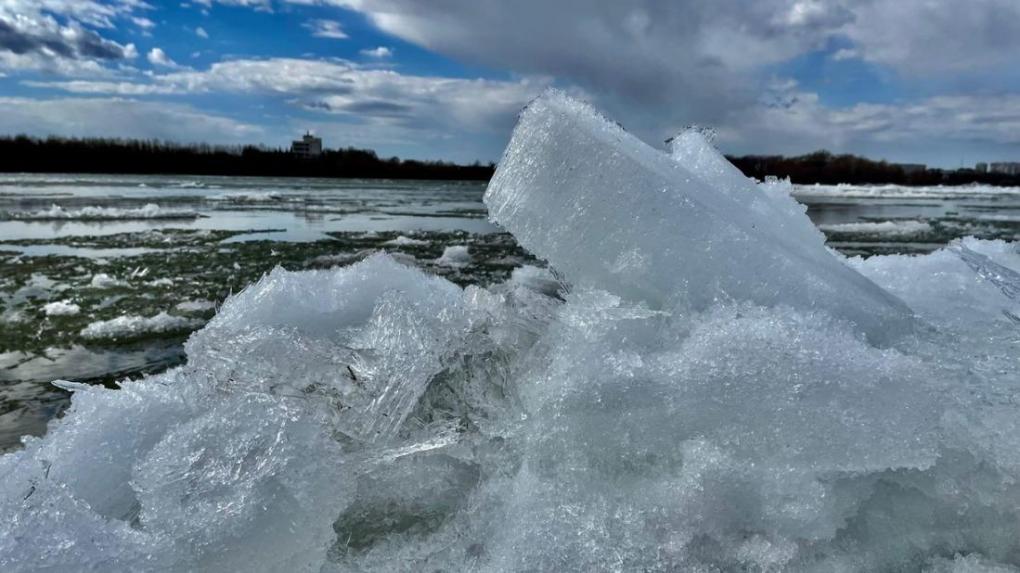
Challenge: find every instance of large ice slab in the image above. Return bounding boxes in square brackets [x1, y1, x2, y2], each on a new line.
[485, 90, 915, 345]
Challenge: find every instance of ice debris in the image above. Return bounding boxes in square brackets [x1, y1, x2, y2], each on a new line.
[89, 273, 128, 288]
[80, 312, 202, 340]
[42, 300, 80, 316]
[383, 235, 429, 246]
[435, 245, 472, 267]
[820, 220, 934, 237]
[175, 299, 216, 313]
[2, 90, 1020, 572]
[6, 203, 200, 220]
[485, 92, 916, 346]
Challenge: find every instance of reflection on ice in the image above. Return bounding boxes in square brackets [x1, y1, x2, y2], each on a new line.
[2, 91, 1020, 571]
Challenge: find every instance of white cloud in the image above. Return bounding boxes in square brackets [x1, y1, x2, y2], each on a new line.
[360, 46, 392, 58]
[842, 0, 1020, 75]
[0, 97, 264, 143]
[26, 57, 550, 139]
[831, 48, 858, 61]
[8, 0, 1020, 164]
[131, 17, 155, 30]
[716, 81, 1020, 164]
[195, 26, 209, 39]
[189, 0, 273, 11]
[303, 19, 347, 39]
[147, 47, 184, 69]
[0, 0, 141, 75]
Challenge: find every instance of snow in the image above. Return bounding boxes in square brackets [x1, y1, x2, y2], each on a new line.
[80, 312, 202, 340]
[175, 299, 216, 313]
[820, 220, 934, 236]
[1, 90, 1020, 572]
[42, 300, 80, 316]
[214, 191, 284, 203]
[435, 245, 471, 267]
[792, 183, 1020, 199]
[383, 235, 429, 246]
[89, 273, 128, 288]
[7, 203, 201, 220]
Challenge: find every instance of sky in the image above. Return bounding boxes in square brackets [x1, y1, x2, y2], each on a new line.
[1, 0, 1019, 167]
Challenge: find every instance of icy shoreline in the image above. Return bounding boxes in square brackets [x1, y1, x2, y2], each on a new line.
[2, 91, 1020, 572]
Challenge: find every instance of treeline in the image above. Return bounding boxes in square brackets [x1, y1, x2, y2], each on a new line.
[727, 150, 1020, 187]
[2, 135, 1017, 186]
[0, 135, 495, 180]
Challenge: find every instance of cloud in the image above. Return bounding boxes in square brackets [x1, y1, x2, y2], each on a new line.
[716, 81, 1020, 164]
[191, 0, 273, 11]
[131, 17, 155, 30]
[0, 0, 140, 74]
[0, 97, 264, 143]
[195, 26, 209, 39]
[329, 0, 1020, 142]
[147, 47, 184, 69]
[26, 57, 550, 138]
[831, 48, 858, 61]
[7, 0, 1020, 164]
[359, 46, 392, 58]
[303, 19, 347, 39]
[839, 0, 1020, 75]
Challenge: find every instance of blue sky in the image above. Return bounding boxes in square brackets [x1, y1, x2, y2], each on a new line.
[1, 0, 1019, 167]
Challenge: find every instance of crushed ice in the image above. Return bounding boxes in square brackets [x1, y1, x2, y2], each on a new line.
[2, 91, 1020, 572]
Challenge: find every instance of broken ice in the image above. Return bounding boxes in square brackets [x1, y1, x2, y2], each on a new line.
[2, 90, 1020, 572]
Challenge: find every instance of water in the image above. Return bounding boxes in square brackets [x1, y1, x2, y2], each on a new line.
[0, 173, 496, 242]
[1, 173, 1019, 452]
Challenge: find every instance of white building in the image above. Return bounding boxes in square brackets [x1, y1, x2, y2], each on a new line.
[990, 162, 1020, 176]
[291, 132, 323, 158]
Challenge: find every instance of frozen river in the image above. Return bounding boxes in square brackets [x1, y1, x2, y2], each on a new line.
[2, 92, 1020, 571]
[2, 173, 1020, 451]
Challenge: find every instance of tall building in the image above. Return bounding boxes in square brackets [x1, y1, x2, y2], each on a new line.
[990, 162, 1020, 176]
[291, 132, 323, 158]
[975, 162, 988, 173]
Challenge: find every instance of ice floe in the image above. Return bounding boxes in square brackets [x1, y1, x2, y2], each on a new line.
[5, 203, 201, 220]
[80, 312, 202, 340]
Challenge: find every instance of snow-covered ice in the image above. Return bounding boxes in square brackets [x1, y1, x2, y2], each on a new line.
[2, 90, 1020, 572]
[383, 235, 429, 246]
[80, 312, 202, 340]
[435, 245, 471, 267]
[6, 203, 201, 220]
[42, 300, 81, 316]
[175, 299, 216, 313]
[89, 273, 128, 288]
[820, 220, 934, 237]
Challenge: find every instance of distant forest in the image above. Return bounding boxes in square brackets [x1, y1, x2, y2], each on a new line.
[727, 150, 1020, 187]
[1, 135, 1018, 186]
[0, 135, 494, 181]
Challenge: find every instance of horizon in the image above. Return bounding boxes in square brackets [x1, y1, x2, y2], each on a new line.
[1, 2, 1020, 168]
[0, 130, 1012, 173]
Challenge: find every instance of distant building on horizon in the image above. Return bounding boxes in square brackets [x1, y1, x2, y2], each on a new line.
[896, 163, 927, 175]
[990, 162, 1020, 176]
[975, 162, 988, 173]
[291, 132, 322, 158]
